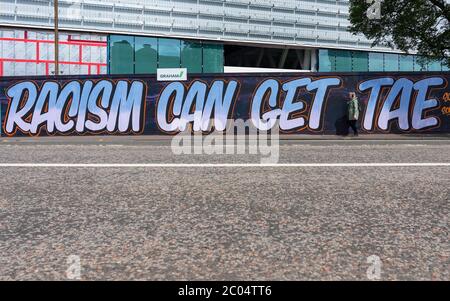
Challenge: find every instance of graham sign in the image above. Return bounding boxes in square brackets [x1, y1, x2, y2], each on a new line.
[157, 68, 187, 81]
[0, 72, 449, 136]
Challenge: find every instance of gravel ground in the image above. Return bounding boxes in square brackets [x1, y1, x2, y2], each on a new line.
[0, 137, 448, 280]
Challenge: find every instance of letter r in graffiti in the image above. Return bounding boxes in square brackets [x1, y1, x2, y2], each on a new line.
[366, 0, 382, 20]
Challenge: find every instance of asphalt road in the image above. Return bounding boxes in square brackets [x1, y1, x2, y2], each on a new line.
[0, 136, 448, 280]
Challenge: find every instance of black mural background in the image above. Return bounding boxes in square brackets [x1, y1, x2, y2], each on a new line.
[0, 72, 449, 136]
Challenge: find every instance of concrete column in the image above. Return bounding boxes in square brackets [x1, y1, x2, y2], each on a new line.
[278, 49, 289, 69]
[302, 49, 311, 70]
[310, 49, 318, 72]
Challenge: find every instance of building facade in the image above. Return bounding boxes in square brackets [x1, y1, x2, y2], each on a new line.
[0, 0, 447, 77]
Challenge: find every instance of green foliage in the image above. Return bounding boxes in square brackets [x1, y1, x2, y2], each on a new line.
[349, 0, 450, 67]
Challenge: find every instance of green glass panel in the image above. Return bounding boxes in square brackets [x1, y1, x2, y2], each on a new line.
[368, 52, 384, 71]
[351, 51, 368, 72]
[158, 38, 181, 68]
[203, 43, 223, 73]
[181, 41, 202, 73]
[414, 56, 428, 71]
[109, 35, 134, 74]
[135, 37, 157, 74]
[318, 49, 335, 72]
[384, 53, 399, 71]
[335, 50, 352, 72]
[399, 55, 414, 71]
[442, 62, 449, 71]
[428, 59, 442, 71]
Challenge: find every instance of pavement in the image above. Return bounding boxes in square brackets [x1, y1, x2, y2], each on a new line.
[0, 135, 448, 280]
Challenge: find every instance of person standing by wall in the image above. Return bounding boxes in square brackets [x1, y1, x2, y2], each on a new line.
[347, 92, 360, 136]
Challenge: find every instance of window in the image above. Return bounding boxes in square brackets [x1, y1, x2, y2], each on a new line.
[352, 51, 368, 72]
[368, 52, 384, 71]
[109, 35, 134, 74]
[428, 59, 441, 71]
[203, 43, 223, 73]
[384, 54, 399, 71]
[317, 49, 442, 73]
[318, 49, 335, 72]
[334, 50, 351, 72]
[399, 55, 414, 71]
[414, 56, 428, 71]
[135, 37, 157, 74]
[181, 41, 202, 73]
[158, 38, 181, 68]
[107, 35, 226, 74]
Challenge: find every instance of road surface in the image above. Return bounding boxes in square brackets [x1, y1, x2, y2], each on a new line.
[0, 136, 448, 280]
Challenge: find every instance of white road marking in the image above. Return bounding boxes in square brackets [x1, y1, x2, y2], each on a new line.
[0, 163, 449, 167]
[282, 140, 450, 142]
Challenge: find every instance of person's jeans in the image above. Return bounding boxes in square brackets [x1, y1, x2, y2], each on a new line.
[348, 120, 358, 135]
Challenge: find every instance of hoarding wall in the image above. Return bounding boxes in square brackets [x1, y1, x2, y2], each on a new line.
[0, 72, 449, 136]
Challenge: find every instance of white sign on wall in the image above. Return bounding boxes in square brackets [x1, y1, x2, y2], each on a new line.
[157, 68, 188, 81]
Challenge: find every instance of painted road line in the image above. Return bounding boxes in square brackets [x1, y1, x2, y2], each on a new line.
[0, 163, 450, 167]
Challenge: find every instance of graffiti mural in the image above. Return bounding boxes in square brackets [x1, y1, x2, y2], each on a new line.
[3, 80, 146, 136]
[0, 72, 449, 136]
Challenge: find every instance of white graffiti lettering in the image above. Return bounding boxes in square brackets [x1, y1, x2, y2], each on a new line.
[251, 77, 341, 131]
[359, 77, 444, 131]
[5, 80, 145, 135]
[156, 80, 239, 132]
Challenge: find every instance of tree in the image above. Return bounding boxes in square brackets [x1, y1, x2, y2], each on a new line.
[348, 0, 450, 67]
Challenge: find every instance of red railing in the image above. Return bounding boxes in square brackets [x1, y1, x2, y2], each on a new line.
[0, 33, 107, 77]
